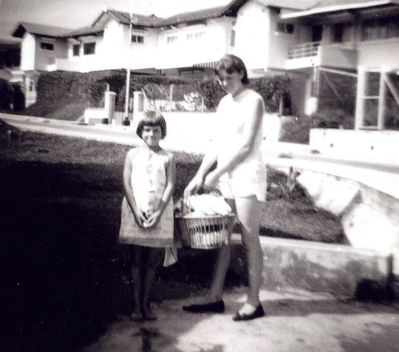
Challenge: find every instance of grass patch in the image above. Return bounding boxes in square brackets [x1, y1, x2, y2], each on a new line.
[18, 101, 89, 121]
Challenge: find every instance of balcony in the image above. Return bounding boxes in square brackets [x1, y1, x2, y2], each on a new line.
[286, 41, 358, 70]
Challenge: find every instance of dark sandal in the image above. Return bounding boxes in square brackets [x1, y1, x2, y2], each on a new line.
[182, 300, 225, 313]
[232, 304, 264, 321]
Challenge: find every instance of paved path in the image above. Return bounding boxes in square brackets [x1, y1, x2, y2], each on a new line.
[82, 287, 399, 352]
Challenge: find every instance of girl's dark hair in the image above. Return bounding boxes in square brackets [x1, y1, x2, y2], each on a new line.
[215, 54, 249, 84]
[136, 110, 167, 139]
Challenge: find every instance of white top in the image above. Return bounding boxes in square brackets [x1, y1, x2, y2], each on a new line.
[216, 89, 265, 182]
[129, 147, 169, 215]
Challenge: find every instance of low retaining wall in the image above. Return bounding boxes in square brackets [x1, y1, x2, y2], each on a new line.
[232, 235, 393, 299]
[310, 129, 399, 164]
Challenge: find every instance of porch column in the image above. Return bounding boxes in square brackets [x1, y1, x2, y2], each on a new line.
[377, 67, 388, 130]
[355, 66, 366, 130]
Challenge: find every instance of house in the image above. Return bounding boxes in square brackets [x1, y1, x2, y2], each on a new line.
[278, 0, 399, 159]
[9, 0, 310, 110]
[279, 0, 399, 126]
[7, 0, 399, 130]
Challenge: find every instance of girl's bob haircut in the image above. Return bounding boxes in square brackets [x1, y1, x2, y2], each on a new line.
[215, 54, 249, 85]
[136, 110, 167, 139]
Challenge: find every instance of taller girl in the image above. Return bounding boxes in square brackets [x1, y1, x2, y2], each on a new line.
[183, 54, 266, 321]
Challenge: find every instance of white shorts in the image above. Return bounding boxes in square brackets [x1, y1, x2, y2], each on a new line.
[218, 175, 266, 202]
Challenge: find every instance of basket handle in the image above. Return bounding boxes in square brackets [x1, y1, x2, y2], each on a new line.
[182, 187, 224, 216]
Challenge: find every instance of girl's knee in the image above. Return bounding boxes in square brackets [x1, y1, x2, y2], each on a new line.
[241, 232, 261, 251]
[147, 248, 163, 267]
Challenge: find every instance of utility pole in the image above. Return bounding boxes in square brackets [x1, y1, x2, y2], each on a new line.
[124, 11, 133, 120]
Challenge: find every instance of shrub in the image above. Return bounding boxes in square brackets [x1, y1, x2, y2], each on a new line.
[311, 108, 354, 129]
[279, 115, 312, 144]
[0, 79, 14, 110]
[250, 76, 291, 113]
[22, 71, 293, 118]
[12, 84, 25, 111]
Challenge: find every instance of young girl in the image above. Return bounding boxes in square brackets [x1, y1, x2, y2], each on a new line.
[119, 111, 176, 321]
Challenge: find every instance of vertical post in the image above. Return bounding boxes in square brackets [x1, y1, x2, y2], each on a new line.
[377, 67, 387, 130]
[169, 84, 174, 111]
[355, 66, 365, 130]
[124, 13, 133, 120]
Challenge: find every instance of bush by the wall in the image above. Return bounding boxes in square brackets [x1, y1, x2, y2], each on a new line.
[23, 70, 293, 118]
[0, 79, 25, 112]
[0, 79, 14, 111]
[250, 76, 292, 113]
[311, 108, 354, 129]
[12, 84, 25, 111]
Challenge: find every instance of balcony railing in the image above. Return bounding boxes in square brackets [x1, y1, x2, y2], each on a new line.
[288, 41, 320, 59]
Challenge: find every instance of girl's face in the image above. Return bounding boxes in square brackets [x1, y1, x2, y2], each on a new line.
[141, 124, 162, 149]
[218, 69, 244, 95]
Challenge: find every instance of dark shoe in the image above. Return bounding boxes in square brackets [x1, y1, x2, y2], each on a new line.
[130, 311, 144, 322]
[182, 300, 225, 313]
[142, 307, 158, 321]
[232, 304, 264, 321]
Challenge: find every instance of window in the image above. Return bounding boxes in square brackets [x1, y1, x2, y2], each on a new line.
[72, 44, 80, 56]
[332, 23, 344, 43]
[362, 16, 399, 41]
[131, 35, 144, 44]
[40, 42, 54, 51]
[29, 81, 36, 92]
[276, 23, 294, 34]
[312, 25, 323, 42]
[167, 35, 177, 44]
[230, 29, 235, 46]
[186, 32, 204, 40]
[83, 42, 96, 55]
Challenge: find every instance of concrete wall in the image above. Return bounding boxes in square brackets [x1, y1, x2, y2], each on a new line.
[34, 36, 68, 71]
[235, 1, 285, 73]
[20, 33, 35, 71]
[266, 9, 297, 71]
[235, 1, 269, 71]
[157, 18, 234, 69]
[310, 128, 399, 163]
[357, 38, 399, 69]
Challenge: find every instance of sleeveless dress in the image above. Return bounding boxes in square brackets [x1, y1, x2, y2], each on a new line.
[119, 147, 175, 248]
[216, 89, 267, 202]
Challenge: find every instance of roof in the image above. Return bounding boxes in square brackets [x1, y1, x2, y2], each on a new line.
[281, 0, 399, 19]
[11, 0, 313, 41]
[157, 0, 247, 26]
[62, 26, 104, 38]
[256, 0, 316, 10]
[12, 22, 71, 38]
[94, 10, 163, 27]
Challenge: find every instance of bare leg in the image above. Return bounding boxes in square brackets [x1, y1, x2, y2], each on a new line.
[235, 196, 263, 313]
[130, 246, 144, 321]
[206, 199, 236, 302]
[142, 247, 162, 320]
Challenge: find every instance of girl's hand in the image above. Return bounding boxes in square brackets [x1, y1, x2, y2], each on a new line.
[133, 210, 147, 228]
[184, 175, 203, 198]
[144, 210, 162, 229]
[203, 170, 219, 189]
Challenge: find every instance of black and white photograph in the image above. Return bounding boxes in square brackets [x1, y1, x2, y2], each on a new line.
[1, 0, 399, 351]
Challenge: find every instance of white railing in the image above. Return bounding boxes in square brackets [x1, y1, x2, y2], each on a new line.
[288, 41, 320, 59]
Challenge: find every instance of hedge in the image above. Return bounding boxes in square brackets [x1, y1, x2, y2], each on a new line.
[23, 70, 292, 118]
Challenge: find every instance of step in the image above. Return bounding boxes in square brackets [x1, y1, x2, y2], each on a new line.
[231, 234, 392, 299]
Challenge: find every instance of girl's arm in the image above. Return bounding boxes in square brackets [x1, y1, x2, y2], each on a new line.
[184, 150, 218, 197]
[204, 94, 264, 188]
[145, 153, 176, 228]
[123, 151, 146, 228]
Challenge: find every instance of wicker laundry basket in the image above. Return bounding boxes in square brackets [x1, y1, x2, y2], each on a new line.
[175, 212, 235, 249]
